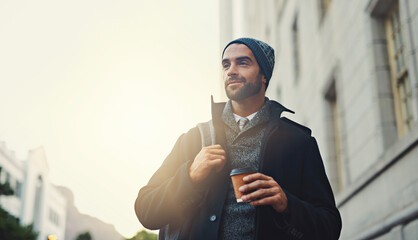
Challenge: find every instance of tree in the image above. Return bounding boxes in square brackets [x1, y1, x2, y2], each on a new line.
[75, 231, 93, 240]
[126, 229, 158, 240]
[0, 177, 38, 240]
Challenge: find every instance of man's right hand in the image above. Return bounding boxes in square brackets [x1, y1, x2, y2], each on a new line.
[189, 144, 226, 184]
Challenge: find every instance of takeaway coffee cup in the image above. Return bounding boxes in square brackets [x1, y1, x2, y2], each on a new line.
[230, 167, 257, 203]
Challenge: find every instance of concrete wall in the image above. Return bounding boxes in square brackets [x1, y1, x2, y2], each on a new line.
[219, 0, 418, 239]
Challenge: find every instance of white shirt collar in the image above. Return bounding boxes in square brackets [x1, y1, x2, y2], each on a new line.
[233, 111, 258, 123]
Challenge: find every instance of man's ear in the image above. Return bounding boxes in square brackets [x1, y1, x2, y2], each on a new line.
[262, 75, 267, 84]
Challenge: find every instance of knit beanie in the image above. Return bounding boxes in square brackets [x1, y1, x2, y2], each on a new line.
[222, 38, 275, 89]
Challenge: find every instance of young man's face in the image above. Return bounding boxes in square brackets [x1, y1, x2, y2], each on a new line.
[222, 44, 266, 102]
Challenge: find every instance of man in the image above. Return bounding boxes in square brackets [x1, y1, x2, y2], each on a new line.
[135, 38, 342, 240]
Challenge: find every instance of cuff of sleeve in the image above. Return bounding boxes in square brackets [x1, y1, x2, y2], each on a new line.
[272, 189, 304, 239]
[177, 161, 206, 209]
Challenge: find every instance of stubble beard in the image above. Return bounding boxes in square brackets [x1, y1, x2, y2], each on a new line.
[225, 74, 263, 101]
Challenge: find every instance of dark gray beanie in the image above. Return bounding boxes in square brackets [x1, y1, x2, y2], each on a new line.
[222, 37, 275, 89]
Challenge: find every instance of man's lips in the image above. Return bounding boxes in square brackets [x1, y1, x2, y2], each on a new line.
[227, 80, 244, 86]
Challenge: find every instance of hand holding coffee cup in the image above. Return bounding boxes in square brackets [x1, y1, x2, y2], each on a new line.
[235, 171, 289, 213]
[230, 167, 257, 203]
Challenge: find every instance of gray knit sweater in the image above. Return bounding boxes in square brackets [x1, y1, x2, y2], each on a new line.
[218, 100, 272, 240]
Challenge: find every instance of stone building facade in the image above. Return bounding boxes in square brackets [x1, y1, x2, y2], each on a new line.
[0, 142, 67, 240]
[219, 0, 418, 239]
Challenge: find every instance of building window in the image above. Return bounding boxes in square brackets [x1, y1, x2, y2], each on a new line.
[325, 80, 344, 191]
[49, 208, 60, 226]
[292, 14, 300, 82]
[385, 1, 413, 137]
[319, 0, 332, 23]
[5, 172, 10, 184]
[15, 180, 22, 198]
[0, 167, 21, 198]
[8, 176, 16, 193]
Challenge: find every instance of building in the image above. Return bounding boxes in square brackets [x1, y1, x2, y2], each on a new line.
[0, 142, 67, 240]
[219, 0, 418, 239]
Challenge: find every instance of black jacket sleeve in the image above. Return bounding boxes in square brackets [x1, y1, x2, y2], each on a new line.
[273, 137, 342, 240]
[134, 127, 203, 230]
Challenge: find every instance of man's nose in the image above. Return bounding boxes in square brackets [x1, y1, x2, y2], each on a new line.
[227, 63, 238, 76]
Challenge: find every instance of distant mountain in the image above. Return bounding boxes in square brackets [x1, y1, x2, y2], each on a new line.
[57, 186, 124, 240]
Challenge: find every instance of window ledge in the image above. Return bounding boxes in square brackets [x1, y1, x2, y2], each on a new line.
[336, 123, 418, 207]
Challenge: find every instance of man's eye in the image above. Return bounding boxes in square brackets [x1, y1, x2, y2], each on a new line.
[239, 62, 248, 65]
[223, 64, 230, 68]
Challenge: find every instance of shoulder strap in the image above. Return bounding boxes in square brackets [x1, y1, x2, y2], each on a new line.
[197, 120, 216, 147]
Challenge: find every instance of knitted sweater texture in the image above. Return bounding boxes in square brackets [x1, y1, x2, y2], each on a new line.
[218, 100, 272, 240]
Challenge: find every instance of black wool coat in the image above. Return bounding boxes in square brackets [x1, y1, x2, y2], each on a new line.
[135, 99, 342, 240]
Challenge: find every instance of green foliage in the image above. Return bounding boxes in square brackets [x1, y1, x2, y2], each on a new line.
[126, 229, 158, 240]
[0, 180, 38, 240]
[75, 231, 93, 240]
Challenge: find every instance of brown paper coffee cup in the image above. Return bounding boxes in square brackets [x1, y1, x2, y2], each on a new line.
[230, 167, 257, 203]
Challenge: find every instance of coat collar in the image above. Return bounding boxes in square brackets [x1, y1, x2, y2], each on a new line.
[210, 96, 294, 122]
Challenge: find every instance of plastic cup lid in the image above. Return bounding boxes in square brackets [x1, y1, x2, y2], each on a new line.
[230, 167, 257, 176]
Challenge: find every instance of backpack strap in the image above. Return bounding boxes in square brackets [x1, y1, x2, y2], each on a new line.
[197, 120, 216, 147]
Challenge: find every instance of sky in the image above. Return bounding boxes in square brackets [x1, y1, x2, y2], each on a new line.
[0, 0, 222, 237]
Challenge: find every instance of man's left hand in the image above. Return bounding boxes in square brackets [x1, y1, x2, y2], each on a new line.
[239, 173, 288, 213]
